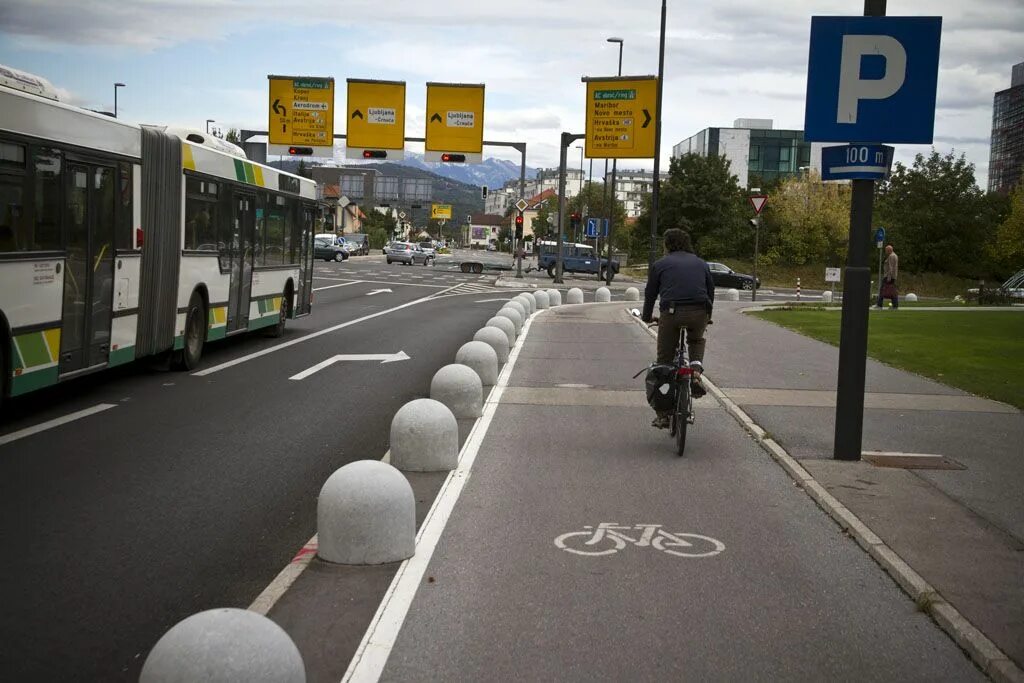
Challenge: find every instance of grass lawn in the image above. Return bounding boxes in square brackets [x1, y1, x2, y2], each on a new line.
[750, 309, 1024, 409]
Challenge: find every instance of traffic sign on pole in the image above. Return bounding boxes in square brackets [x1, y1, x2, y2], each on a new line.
[346, 79, 406, 160]
[431, 204, 452, 220]
[514, 198, 529, 213]
[749, 195, 768, 214]
[268, 75, 335, 157]
[804, 16, 942, 143]
[821, 144, 895, 181]
[424, 83, 485, 163]
[582, 76, 658, 159]
[874, 226, 886, 246]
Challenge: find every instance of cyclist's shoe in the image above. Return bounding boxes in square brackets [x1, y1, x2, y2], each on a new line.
[651, 414, 670, 429]
[691, 378, 707, 398]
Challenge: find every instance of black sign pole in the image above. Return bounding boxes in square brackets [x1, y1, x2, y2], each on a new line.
[833, 0, 886, 461]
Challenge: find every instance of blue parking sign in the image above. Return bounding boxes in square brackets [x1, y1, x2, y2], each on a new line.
[804, 16, 942, 144]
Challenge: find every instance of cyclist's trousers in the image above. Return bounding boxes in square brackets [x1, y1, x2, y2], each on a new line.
[656, 306, 709, 365]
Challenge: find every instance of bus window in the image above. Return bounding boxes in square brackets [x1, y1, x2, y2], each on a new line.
[116, 162, 132, 250]
[33, 148, 62, 251]
[0, 176, 26, 252]
[184, 176, 218, 251]
[263, 195, 286, 266]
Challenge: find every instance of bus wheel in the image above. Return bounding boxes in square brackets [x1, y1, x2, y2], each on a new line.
[173, 292, 206, 370]
[267, 284, 291, 338]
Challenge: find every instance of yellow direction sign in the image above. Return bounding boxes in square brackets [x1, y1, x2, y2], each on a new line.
[431, 203, 453, 220]
[425, 82, 485, 163]
[346, 79, 406, 160]
[268, 75, 335, 158]
[583, 76, 657, 159]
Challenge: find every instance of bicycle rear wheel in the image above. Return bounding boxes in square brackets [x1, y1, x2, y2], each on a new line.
[674, 380, 690, 456]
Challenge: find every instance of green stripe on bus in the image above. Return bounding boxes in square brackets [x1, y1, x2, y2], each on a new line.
[173, 335, 184, 351]
[15, 333, 50, 368]
[108, 346, 135, 367]
[233, 158, 246, 182]
[11, 366, 59, 396]
[248, 315, 277, 331]
[207, 327, 226, 342]
[10, 339, 24, 371]
[244, 162, 255, 184]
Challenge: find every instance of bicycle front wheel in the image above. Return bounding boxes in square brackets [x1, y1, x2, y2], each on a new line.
[674, 381, 690, 456]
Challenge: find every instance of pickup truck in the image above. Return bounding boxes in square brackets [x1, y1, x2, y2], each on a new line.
[536, 241, 619, 281]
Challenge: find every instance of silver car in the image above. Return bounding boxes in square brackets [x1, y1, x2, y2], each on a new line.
[418, 241, 437, 258]
[385, 241, 431, 266]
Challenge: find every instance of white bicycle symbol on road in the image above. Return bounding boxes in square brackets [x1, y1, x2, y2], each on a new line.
[555, 523, 725, 558]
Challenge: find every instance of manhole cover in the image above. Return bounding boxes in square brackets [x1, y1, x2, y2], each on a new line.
[863, 451, 965, 470]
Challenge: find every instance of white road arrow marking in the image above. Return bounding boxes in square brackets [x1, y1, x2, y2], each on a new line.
[289, 351, 411, 380]
[366, 288, 393, 296]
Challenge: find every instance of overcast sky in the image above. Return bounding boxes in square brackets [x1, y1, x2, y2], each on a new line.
[1, 0, 1021, 187]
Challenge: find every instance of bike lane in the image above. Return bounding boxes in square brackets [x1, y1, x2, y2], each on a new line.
[359, 303, 981, 681]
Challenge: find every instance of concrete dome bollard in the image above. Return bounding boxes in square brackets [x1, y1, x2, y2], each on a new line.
[905, 293, 918, 302]
[625, 287, 640, 301]
[822, 290, 833, 303]
[455, 340, 499, 386]
[474, 326, 511, 363]
[534, 289, 550, 309]
[140, 608, 305, 683]
[546, 289, 562, 306]
[430, 364, 483, 418]
[390, 399, 458, 472]
[725, 288, 740, 301]
[497, 307, 524, 333]
[518, 293, 537, 313]
[566, 287, 584, 304]
[486, 316, 516, 345]
[595, 286, 612, 302]
[318, 460, 415, 565]
[503, 299, 527, 320]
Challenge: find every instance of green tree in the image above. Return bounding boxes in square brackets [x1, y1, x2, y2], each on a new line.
[225, 128, 241, 144]
[566, 181, 628, 245]
[876, 150, 997, 277]
[990, 182, 1024, 272]
[763, 172, 851, 265]
[634, 153, 745, 260]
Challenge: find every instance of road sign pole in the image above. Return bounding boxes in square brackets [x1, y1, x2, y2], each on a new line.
[832, 0, 887, 462]
[752, 217, 760, 302]
[649, 0, 667, 269]
[606, 161, 616, 285]
[556, 132, 586, 285]
[517, 143, 527, 279]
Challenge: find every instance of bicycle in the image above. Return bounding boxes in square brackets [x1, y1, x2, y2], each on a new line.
[632, 311, 696, 456]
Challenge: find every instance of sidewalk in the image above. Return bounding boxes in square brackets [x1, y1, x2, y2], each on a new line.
[342, 303, 988, 681]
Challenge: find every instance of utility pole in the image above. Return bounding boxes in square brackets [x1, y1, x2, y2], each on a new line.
[556, 132, 586, 284]
[113, 82, 125, 118]
[649, 0, 667, 268]
[606, 37, 624, 286]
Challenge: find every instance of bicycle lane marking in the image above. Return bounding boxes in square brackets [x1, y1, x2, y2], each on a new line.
[192, 283, 462, 377]
[554, 523, 726, 558]
[341, 308, 537, 683]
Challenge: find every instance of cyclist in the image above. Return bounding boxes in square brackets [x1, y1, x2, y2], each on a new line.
[641, 228, 714, 429]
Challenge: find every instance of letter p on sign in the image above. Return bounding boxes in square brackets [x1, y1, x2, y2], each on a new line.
[804, 16, 941, 144]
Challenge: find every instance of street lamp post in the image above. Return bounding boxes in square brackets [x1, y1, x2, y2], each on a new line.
[575, 145, 584, 240]
[206, 119, 215, 134]
[113, 82, 125, 118]
[605, 37, 624, 285]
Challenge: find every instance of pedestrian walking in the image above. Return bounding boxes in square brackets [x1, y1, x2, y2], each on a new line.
[877, 244, 899, 309]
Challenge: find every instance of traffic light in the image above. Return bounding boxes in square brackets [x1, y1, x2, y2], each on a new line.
[362, 150, 387, 159]
[570, 212, 581, 233]
[514, 213, 524, 240]
[440, 153, 466, 163]
[481, 185, 488, 200]
[288, 146, 313, 155]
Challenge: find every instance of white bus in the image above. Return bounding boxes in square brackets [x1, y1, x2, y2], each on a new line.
[0, 65, 316, 409]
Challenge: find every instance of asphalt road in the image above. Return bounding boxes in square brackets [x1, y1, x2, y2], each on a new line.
[0, 257, 525, 681]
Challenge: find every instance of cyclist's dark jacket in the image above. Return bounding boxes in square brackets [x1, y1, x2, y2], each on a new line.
[642, 250, 715, 321]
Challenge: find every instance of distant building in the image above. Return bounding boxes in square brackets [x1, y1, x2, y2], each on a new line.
[604, 169, 654, 218]
[988, 61, 1024, 194]
[672, 119, 812, 189]
[467, 213, 507, 248]
[485, 186, 515, 215]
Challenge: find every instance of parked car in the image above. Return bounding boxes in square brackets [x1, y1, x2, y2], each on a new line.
[385, 241, 431, 265]
[707, 262, 759, 290]
[314, 237, 348, 262]
[345, 234, 370, 256]
[536, 240, 619, 281]
[418, 241, 437, 258]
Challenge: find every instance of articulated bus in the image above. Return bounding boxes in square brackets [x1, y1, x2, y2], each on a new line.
[0, 65, 317, 411]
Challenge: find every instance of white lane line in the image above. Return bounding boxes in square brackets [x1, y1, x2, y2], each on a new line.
[336, 278, 448, 289]
[193, 284, 461, 377]
[342, 311, 536, 683]
[313, 281, 364, 291]
[0, 403, 118, 447]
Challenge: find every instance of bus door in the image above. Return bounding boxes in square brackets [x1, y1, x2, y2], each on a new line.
[60, 163, 115, 374]
[295, 204, 314, 316]
[226, 192, 256, 333]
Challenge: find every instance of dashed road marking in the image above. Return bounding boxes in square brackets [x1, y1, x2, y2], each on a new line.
[0, 404, 118, 447]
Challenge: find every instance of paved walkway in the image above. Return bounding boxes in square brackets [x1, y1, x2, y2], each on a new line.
[343, 303, 985, 682]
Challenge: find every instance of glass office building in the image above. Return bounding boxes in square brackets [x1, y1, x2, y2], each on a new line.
[672, 119, 812, 189]
[988, 62, 1024, 194]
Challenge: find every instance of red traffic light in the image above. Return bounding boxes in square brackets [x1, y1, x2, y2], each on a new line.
[288, 146, 313, 155]
[515, 215, 524, 226]
[440, 153, 466, 163]
[362, 150, 387, 159]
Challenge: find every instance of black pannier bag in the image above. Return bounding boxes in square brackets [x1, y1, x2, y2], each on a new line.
[645, 364, 677, 412]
